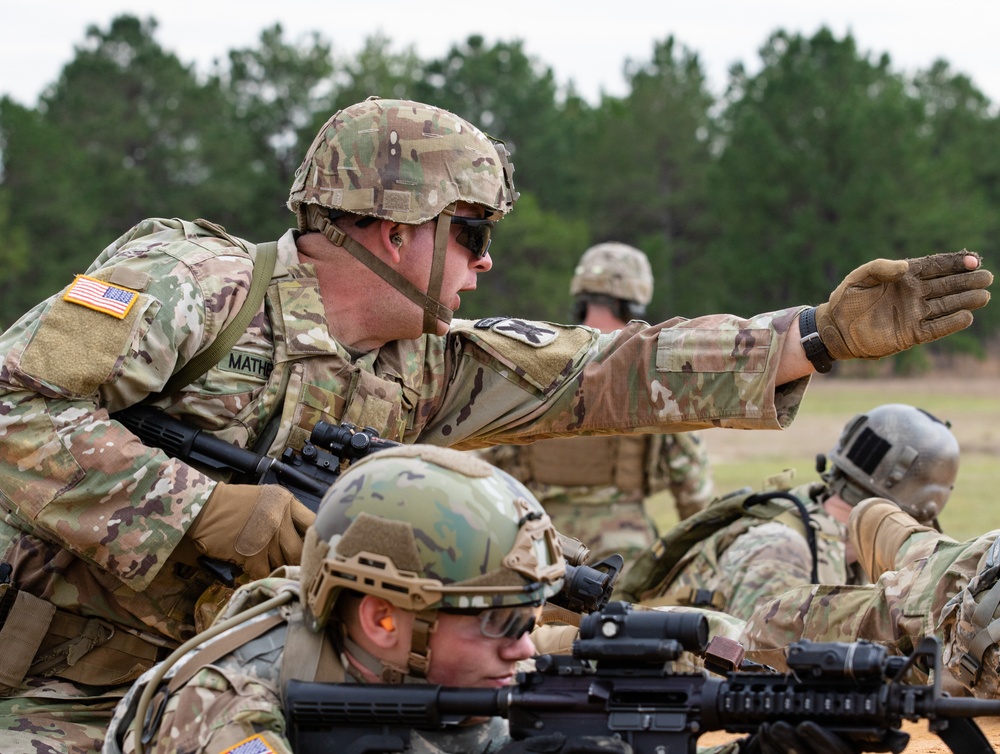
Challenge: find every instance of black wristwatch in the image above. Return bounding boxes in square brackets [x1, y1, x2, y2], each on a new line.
[798, 307, 835, 374]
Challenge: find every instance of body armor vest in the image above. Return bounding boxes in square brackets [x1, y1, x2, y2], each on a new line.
[523, 435, 649, 494]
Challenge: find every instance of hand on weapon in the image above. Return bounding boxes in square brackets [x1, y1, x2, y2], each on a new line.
[186, 482, 314, 580]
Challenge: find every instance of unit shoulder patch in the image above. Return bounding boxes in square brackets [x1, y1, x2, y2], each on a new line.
[473, 317, 558, 347]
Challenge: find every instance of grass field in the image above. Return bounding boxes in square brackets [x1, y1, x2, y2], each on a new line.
[648, 374, 1000, 542]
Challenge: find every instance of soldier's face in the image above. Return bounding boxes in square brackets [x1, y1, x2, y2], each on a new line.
[395, 203, 494, 336]
[424, 609, 537, 688]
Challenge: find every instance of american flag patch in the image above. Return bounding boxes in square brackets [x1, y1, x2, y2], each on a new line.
[63, 275, 139, 319]
[217, 734, 276, 754]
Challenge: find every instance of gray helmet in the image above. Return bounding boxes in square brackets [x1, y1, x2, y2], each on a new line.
[825, 404, 960, 523]
[569, 243, 654, 307]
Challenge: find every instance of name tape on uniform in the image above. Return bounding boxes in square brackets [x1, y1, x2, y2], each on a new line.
[63, 274, 139, 319]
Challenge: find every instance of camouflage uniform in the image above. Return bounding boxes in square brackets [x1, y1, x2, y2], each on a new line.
[103, 577, 743, 754]
[0, 101, 809, 751]
[102, 442, 735, 754]
[479, 431, 714, 571]
[638, 481, 858, 621]
[741, 515, 1000, 697]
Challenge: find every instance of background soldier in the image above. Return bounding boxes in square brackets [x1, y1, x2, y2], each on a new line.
[0, 94, 990, 752]
[621, 404, 960, 621]
[481, 242, 715, 572]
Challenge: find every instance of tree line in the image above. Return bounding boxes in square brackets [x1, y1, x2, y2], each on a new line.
[2, 16, 998, 370]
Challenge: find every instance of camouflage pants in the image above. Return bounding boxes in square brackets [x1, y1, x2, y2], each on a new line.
[742, 526, 998, 696]
[0, 677, 128, 754]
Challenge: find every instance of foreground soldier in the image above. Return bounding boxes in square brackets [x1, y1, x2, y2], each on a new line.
[0, 96, 992, 752]
[103, 445, 894, 754]
[480, 243, 715, 573]
[622, 404, 960, 620]
[741, 497, 1000, 699]
[102, 444, 604, 754]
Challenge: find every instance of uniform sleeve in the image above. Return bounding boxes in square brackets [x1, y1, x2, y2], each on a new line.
[144, 666, 292, 754]
[418, 307, 810, 449]
[743, 532, 998, 676]
[0, 220, 255, 589]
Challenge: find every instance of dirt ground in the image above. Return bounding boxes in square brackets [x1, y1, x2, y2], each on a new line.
[697, 716, 1000, 751]
[701, 374, 1000, 464]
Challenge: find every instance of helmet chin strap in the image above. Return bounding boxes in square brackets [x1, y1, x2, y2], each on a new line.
[308, 205, 455, 335]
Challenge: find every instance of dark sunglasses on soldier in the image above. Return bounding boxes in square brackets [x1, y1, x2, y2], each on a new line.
[450, 215, 494, 259]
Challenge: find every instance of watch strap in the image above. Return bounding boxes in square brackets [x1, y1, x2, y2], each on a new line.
[799, 307, 835, 374]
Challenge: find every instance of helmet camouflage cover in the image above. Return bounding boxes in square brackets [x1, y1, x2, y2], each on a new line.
[826, 403, 960, 523]
[288, 96, 518, 226]
[302, 444, 565, 630]
[569, 242, 654, 305]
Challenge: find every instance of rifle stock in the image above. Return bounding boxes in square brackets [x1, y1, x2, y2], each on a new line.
[285, 602, 1000, 754]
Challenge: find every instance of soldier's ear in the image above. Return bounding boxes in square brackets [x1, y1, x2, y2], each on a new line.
[357, 595, 405, 649]
[378, 221, 408, 263]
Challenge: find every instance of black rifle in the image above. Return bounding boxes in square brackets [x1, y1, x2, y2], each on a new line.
[113, 406, 623, 611]
[114, 405, 393, 512]
[285, 601, 1000, 754]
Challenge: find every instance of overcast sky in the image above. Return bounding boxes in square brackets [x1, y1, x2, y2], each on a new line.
[3, 1, 999, 109]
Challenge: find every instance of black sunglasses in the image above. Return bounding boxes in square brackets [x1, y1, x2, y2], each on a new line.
[450, 215, 495, 259]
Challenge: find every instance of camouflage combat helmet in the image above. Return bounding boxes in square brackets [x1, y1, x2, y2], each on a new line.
[570, 242, 654, 308]
[300, 444, 564, 676]
[825, 404, 960, 523]
[288, 97, 518, 334]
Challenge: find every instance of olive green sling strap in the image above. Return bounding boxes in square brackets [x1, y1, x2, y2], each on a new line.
[153, 221, 278, 400]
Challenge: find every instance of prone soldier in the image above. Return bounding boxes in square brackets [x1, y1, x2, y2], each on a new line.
[742, 496, 1000, 699]
[103, 445, 914, 754]
[620, 404, 960, 620]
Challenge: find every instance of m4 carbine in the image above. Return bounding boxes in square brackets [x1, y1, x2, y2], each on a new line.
[114, 406, 622, 612]
[285, 601, 1000, 754]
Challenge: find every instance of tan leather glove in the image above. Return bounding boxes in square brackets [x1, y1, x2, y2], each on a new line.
[187, 483, 316, 580]
[815, 250, 993, 360]
[848, 497, 934, 582]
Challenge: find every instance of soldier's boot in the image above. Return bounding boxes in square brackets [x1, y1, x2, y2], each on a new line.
[849, 498, 936, 581]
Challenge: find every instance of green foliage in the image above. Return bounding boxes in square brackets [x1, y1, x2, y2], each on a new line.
[462, 192, 589, 322]
[706, 29, 931, 313]
[582, 37, 718, 318]
[414, 36, 585, 214]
